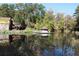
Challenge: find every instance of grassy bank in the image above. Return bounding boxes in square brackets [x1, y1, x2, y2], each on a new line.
[0, 28, 34, 35]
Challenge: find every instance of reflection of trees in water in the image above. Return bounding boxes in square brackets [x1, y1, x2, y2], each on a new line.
[60, 32, 78, 56]
[7, 32, 79, 56]
[0, 44, 19, 56]
[9, 35, 34, 56]
[42, 32, 76, 56]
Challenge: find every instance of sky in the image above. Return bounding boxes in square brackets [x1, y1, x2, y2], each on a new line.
[43, 3, 79, 15]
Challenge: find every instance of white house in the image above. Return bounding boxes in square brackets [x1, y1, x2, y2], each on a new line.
[0, 17, 9, 30]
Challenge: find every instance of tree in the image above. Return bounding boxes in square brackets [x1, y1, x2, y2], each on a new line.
[34, 10, 55, 31]
[24, 3, 45, 23]
[0, 3, 45, 29]
[65, 15, 76, 30]
[0, 4, 15, 19]
[75, 5, 79, 23]
[73, 5, 79, 31]
[55, 13, 65, 31]
[14, 3, 45, 28]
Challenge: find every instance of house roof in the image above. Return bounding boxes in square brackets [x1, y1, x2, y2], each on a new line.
[40, 27, 48, 30]
[0, 17, 10, 24]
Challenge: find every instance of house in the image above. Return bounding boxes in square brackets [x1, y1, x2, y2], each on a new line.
[39, 27, 49, 33]
[39, 27, 50, 36]
[0, 17, 26, 30]
[0, 17, 10, 30]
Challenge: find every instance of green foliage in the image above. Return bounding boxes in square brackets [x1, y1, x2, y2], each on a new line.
[75, 5, 79, 23]
[74, 5, 79, 29]
[65, 19, 76, 30]
[0, 4, 15, 18]
[0, 3, 45, 25]
[14, 11, 25, 24]
[34, 11, 76, 32]
[34, 11, 55, 31]
[65, 15, 77, 30]
[14, 3, 45, 24]
[0, 3, 77, 32]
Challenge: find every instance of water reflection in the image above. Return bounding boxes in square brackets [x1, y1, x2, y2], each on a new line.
[0, 32, 79, 56]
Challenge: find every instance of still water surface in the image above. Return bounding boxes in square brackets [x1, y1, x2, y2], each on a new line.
[0, 32, 79, 56]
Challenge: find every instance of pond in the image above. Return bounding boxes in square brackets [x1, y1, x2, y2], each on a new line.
[0, 32, 79, 56]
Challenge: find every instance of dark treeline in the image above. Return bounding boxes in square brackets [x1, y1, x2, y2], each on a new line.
[74, 5, 79, 31]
